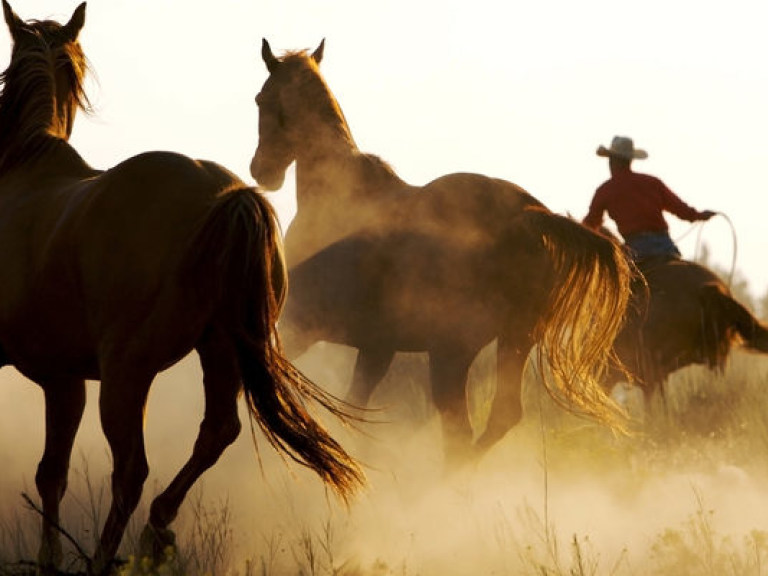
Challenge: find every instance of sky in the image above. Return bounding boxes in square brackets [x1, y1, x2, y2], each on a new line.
[1, 0, 767, 293]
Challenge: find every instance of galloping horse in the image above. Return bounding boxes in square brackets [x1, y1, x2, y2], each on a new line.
[0, 5, 361, 573]
[607, 255, 768, 405]
[250, 40, 633, 461]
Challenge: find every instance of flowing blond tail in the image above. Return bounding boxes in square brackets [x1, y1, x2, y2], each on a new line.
[186, 187, 364, 499]
[522, 208, 633, 431]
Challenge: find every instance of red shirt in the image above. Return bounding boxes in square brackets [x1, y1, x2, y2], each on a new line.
[583, 169, 703, 239]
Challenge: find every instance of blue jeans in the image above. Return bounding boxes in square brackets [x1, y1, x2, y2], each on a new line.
[624, 231, 681, 260]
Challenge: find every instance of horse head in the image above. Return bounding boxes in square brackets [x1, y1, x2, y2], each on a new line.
[250, 38, 353, 191]
[3, 0, 86, 46]
[0, 1, 90, 170]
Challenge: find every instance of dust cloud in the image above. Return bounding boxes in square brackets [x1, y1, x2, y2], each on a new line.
[2, 346, 768, 574]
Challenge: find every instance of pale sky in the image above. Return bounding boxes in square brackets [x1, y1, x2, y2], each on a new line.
[3, 0, 768, 293]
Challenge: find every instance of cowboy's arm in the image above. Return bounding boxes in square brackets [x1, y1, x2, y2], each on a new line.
[582, 189, 606, 230]
[659, 180, 713, 222]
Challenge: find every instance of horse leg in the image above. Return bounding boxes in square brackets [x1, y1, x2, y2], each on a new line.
[35, 378, 86, 572]
[475, 333, 530, 453]
[140, 327, 241, 563]
[278, 320, 315, 360]
[638, 349, 668, 416]
[429, 347, 475, 469]
[642, 373, 668, 417]
[346, 348, 395, 407]
[93, 366, 153, 575]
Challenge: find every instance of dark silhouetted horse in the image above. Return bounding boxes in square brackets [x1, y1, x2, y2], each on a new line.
[0, 5, 361, 573]
[607, 256, 768, 405]
[250, 40, 633, 462]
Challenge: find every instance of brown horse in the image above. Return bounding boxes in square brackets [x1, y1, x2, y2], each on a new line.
[250, 40, 633, 461]
[607, 255, 768, 405]
[0, 5, 361, 573]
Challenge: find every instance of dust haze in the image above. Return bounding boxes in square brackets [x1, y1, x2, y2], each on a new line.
[2, 344, 768, 574]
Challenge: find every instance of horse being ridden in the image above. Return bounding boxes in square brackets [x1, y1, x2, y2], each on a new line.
[581, 137, 768, 411]
[0, 5, 361, 573]
[250, 40, 634, 461]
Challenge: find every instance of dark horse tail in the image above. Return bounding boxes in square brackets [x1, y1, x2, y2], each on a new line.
[185, 187, 363, 499]
[700, 283, 768, 367]
[520, 208, 632, 429]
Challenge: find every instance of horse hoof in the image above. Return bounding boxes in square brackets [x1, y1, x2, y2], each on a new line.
[138, 524, 177, 567]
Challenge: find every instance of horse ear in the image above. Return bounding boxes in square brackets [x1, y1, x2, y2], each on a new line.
[2, 0, 24, 39]
[63, 2, 86, 41]
[311, 38, 325, 65]
[262, 38, 279, 73]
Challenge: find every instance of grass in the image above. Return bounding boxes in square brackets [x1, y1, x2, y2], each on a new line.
[648, 490, 768, 576]
[2, 351, 768, 575]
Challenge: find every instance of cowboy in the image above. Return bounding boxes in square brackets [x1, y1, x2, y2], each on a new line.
[583, 136, 715, 260]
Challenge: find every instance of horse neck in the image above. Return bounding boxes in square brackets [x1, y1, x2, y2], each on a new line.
[295, 133, 357, 203]
[295, 137, 409, 211]
[0, 44, 82, 174]
[288, 144, 410, 265]
[0, 141, 95, 190]
[41, 140, 94, 175]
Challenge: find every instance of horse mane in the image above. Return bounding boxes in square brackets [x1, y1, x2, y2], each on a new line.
[357, 152, 407, 188]
[277, 50, 356, 149]
[0, 19, 91, 173]
[272, 50, 408, 194]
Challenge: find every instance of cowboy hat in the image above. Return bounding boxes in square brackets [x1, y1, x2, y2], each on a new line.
[596, 136, 648, 160]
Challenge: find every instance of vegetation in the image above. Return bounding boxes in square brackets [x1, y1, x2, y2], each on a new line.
[2, 350, 768, 575]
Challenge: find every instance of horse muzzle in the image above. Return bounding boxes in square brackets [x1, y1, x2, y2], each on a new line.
[250, 152, 288, 192]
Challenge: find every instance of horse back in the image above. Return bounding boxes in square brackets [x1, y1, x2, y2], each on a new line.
[0, 150, 249, 378]
[639, 257, 721, 291]
[285, 170, 540, 267]
[418, 172, 543, 231]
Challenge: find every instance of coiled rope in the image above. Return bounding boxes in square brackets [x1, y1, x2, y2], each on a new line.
[675, 211, 738, 288]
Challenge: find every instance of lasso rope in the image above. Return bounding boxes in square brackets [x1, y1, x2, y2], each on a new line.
[675, 212, 738, 288]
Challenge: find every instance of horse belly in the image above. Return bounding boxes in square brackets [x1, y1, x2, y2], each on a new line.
[282, 273, 498, 353]
[389, 296, 499, 351]
[1, 304, 98, 382]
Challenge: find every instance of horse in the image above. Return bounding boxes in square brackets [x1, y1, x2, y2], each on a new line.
[0, 4, 362, 573]
[606, 255, 768, 406]
[249, 39, 634, 462]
